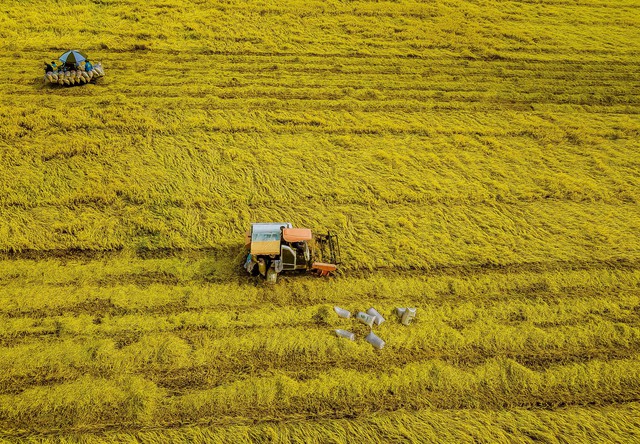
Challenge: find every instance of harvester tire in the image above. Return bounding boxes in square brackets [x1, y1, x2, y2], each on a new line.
[266, 268, 278, 284]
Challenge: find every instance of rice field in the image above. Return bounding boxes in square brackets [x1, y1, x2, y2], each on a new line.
[0, 0, 639, 442]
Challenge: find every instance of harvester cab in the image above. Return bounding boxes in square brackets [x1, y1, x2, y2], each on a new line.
[244, 222, 340, 283]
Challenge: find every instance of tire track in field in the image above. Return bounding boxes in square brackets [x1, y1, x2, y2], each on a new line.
[1, 285, 638, 322]
[142, 347, 640, 394]
[0, 251, 638, 287]
[2, 249, 637, 275]
[2, 300, 638, 351]
[8, 61, 639, 84]
[5, 113, 638, 140]
[1, 392, 638, 439]
[2, 303, 638, 354]
[11, 76, 639, 99]
[1, 345, 638, 397]
[10, 48, 640, 67]
[111, 58, 640, 75]
[18, 78, 640, 104]
[2, 401, 639, 441]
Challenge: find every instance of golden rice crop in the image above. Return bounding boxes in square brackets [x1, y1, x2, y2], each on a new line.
[43, 403, 640, 444]
[0, 0, 639, 441]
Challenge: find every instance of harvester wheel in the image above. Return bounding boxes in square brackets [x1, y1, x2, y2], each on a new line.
[266, 268, 278, 284]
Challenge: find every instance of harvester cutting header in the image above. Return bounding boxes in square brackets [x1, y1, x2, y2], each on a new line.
[244, 222, 340, 283]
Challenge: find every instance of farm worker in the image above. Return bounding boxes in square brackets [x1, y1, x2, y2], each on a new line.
[44, 62, 54, 74]
[84, 59, 93, 72]
[257, 258, 267, 277]
[244, 254, 254, 273]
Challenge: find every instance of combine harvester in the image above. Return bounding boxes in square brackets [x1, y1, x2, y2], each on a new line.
[43, 50, 105, 86]
[244, 222, 340, 283]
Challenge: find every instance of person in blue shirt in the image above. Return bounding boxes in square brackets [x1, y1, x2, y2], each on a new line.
[84, 59, 93, 72]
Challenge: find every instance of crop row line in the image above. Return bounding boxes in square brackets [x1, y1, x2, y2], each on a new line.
[4, 119, 639, 141]
[2, 302, 638, 347]
[7, 47, 640, 64]
[1, 192, 636, 215]
[2, 318, 638, 385]
[1, 357, 639, 433]
[3, 105, 637, 124]
[1, 345, 637, 397]
[3, 401, 637, 443]
[0, 281, 637, 319]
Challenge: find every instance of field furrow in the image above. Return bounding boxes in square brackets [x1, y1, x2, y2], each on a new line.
[1, 357, 640, 435]
[5, 402, 637, 443]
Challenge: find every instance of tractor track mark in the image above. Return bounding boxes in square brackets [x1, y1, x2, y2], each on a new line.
[7, 73, 640, 92]
[1, 394, 639, 439]
[0, 346, 637, 397]
[355, 257, 640, 279]
[1, 248, 638, 275]
[0, 246, 229, 262]
[143, 347, 640, 393]
[1, 286, 638, 322]
[4, 119, 639, 139]
[13, 47, 640, 62]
